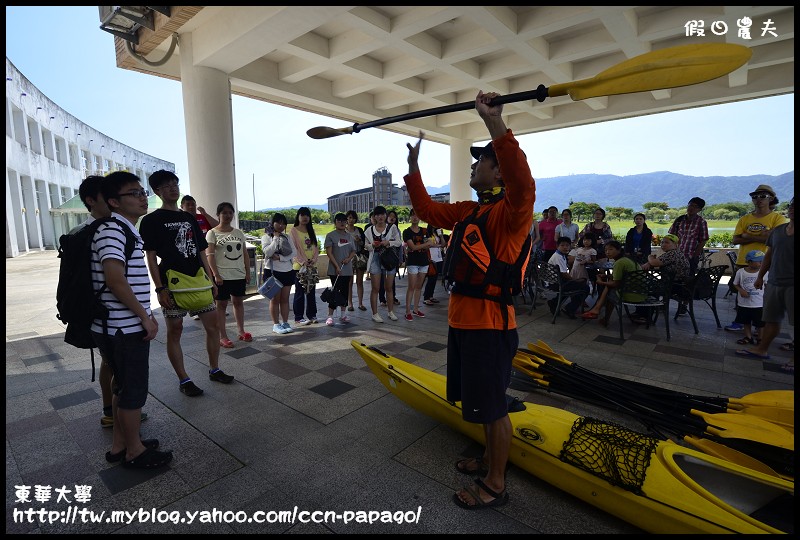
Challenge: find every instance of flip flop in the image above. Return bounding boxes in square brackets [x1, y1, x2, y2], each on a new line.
[580, 312, 598, 320]
[105, 439, 160, 463]
[237, 332, 253, 342]
[220, 338, 234, 348]
[358, 305, 367, 311]
[734, 349, 771, 360]
[452, 478, 508, 510]
[736, 337, 755, 345]
[121, 446, 173, 470]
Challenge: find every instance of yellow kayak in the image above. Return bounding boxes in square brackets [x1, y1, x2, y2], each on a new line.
[352, 340, 793, 534]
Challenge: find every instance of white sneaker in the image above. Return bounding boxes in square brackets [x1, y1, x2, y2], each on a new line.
[387, 311, 398, 321]
[273, 323, 288, 335]
[371, 313, 384, 323]
[281, 322, 294, 333]
[296, 318, 311, 326]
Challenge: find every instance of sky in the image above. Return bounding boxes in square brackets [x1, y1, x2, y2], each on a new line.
[6, 6, 794, 212]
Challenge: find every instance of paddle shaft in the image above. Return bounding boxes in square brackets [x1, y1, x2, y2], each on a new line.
[345, 86, 547, 134]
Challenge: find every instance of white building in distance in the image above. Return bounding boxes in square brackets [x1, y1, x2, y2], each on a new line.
[5, 57, 174, 258]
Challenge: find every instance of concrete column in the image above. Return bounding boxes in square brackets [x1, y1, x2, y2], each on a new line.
[178, 33, 238, 223]
[449, 139, 473, 203]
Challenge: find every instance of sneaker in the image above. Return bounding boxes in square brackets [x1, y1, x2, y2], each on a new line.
[430, 298, 440, 304]
[295, 318, 311, 326]
[423, 299, 434, 306]
[724, 323, 744, 332]
[101, 412, 147, 428]
[273, 323, 289, 335]
[326, 317, 335, 326]
[371, 313, 384, 323]
[309, 317, 319, 324]
[340, 315, 350, 323]
[192, 314, 200, 320]
[209, 369, 234, 384]
[179, 380, 204, 397]
[412, 309, 426, 318]
[387, 311, 398, 321]
[281, 322, 294, 333]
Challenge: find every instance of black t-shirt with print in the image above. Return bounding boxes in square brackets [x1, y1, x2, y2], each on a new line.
[403, 226, 430, 266]
[140, 208, 207, 281]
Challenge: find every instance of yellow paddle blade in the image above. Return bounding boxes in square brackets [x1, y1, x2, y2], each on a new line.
[691, 409, 794, 451]
[683, 436, 784, 479]
[730, 390, 794, 409]
[729, 406, 794, 434]
[549, 43, 752, 101]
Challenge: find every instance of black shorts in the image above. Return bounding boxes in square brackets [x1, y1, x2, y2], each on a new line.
[446, 326, 518, 424]
[262, 268, 295, 290]
[91, 329, 150, 410]
[214, 278, 246, 301]
[734, 306, 764, 328]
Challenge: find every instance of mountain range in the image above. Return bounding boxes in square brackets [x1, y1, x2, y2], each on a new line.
[426, 170, 794, 209]
[264, 170, 793, 211]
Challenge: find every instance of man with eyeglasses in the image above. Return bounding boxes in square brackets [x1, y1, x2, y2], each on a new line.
[140, 170, 235, 397]
[90, 171, 172, 469]
[725, 184, 787, 332]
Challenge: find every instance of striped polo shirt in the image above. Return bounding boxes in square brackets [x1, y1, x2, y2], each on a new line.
[90, 212, 151, 334]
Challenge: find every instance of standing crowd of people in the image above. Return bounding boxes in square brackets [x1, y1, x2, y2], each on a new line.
[70, 89, 791, 494]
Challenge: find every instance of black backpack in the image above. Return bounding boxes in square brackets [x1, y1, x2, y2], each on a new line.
[56, 217, 136, 381]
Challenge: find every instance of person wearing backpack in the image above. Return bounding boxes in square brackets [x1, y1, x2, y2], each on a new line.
[404, 91, 535, 510]
[364, 205, 403, 322]
[70, 175, 149, 429]
[90, 171, 172, 470]
[140, 170, 235, 397]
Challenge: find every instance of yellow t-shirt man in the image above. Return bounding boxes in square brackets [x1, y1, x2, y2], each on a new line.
[733, 211, 787, 266]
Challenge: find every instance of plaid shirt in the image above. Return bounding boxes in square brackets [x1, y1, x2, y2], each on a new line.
[669, 214, 709, 259]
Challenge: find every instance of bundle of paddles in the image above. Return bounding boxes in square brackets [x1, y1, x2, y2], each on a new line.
[511, 340, 794, 480]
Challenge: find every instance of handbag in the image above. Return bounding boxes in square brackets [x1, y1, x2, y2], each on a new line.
[353, 252, 368, 271]
[427, 260, 437, 277]
[320, 276, 347, 307]
[257, 274, 284, 299]
[379, 247, 400, 271]
[165, 268, 214, 311]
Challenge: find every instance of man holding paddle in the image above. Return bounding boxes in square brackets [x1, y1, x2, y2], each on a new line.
[404, 91, 535, 510]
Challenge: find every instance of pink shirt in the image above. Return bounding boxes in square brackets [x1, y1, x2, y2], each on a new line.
[538, 218, 562, 250]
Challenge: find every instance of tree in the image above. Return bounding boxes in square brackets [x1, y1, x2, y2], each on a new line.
[606, 206, 633, 221]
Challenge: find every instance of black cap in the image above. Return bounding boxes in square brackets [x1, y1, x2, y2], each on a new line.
[688, 197, 705, 209]
[469, 142, 497, 164]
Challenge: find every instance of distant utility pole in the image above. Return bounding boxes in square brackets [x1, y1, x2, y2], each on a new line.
[252, 173, 255, 215]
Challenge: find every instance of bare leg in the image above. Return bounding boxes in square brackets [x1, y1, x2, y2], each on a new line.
[165, 317, 189, 380]
[270, 296, 281, 324]
[747, 321, 781, 356]
[356, 269, 365, 307]
[232, 295, 245, 335]
[198, 309, 221, 370]
[216, 299, 229, 340]
[370, 273, 381, 314]
[386, 274, 395, 313]
[456, 416, 510, 506]
[280, 287, 291, 322]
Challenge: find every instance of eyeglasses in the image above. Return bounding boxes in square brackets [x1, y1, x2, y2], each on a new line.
[119, 189, 150, 199]
[751, 193, 771, 200]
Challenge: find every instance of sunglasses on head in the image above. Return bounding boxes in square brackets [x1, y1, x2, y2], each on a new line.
[751, 193, 771, 199]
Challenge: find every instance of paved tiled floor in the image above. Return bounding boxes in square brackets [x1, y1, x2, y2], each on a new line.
[6, 250, 793, 533]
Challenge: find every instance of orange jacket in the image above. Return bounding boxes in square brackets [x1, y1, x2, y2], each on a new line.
[403, 130, 535, 330]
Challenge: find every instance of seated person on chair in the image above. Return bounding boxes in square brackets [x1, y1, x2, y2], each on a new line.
[547, 237, 590, 318]
[642, 233, 690, 316]
[581, 241, 641, 326]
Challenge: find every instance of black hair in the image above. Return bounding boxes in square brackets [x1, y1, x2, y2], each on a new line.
[346, 209, 358, 220]
[634, 212, 646, 222]
[272, 212, 287, 226]
[581, 231, 597, 250]
[216, 202, 235, 215]
[605, 240, 623, 256]
[101, 171, 142, 206]
[181, 195, 195, 205]
[293, 206, 317, 245]
[593, 207, 606, 219]
[561, 208, 572, 218]
[556, 236, 572, 246]
[148, 169, 179, 191]
[78, 175, 105, 211]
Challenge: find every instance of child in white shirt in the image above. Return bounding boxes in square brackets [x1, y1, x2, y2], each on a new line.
[731, 250, 767, 345]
